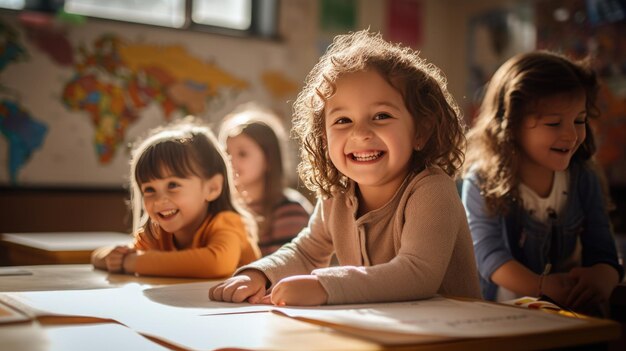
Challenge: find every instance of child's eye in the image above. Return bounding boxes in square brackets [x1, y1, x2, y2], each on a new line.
[373, 113, 392, 120]
[574, 118, 587, 125]
[141, 186, 155, 195]
[334, 117, 351, 125]
[544, 122, 560, 127]
[167, 181, 180, 189]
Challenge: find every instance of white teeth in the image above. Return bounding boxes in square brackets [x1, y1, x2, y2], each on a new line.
[351, 151, 383, 161]
[160, 209, 178, 217]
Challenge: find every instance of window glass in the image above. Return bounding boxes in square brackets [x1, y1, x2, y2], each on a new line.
[1, 0, 274, 37]
[0, 0, 25, 10]
[192, 0, 251, 30]
[64, 0, 186, 28]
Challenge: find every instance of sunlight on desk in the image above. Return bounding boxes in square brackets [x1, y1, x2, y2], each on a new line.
[0, 265, 621, 351]
[46, 323, 170, 351]
[0, 232, 132, 265]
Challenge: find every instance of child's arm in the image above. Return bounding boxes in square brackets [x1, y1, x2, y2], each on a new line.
[91, 246, 114, 270]
[462, 174, 521, 297]
[305, 174, 476, 304]
[209, 269, 269, 303]
[566, 264, 620, 309]
[261, 275, 328, 306]
[491, 260, 575, 304]
[233, 200, 335, 286]
[91, 245, 134, 273]
[129, 212, 248, 278]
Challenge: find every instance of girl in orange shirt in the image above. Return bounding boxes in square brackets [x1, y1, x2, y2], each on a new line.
[92, 119, 260, 278]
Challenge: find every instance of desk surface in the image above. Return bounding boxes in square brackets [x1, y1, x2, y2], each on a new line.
[1, 232, 132, 251]
[0, 265, 621, 351]
[0, 232, 132, 266]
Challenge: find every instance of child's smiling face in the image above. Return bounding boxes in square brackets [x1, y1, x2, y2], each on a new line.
[140, 172, 213, 239]
[517, 92, 587, 177]
[324, 69, 420, 199]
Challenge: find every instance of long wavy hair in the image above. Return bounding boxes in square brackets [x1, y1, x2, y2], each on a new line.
[463, 51, 600, 216]
[292, 30, 465, 198]
[218, 102, 288, 222]
[129, 117, 257, 242]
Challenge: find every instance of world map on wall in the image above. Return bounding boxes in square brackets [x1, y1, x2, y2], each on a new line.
[0, 19, 298, 185]
[61, 35, 249, 164]
[0, 22, 48, 184]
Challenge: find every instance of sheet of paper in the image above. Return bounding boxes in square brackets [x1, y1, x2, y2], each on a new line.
[142, 281, 272, 314]
[0, 321, 47, 350]
[0, 282, 276, 350]
[1, 283, 590, 350]
[274, 296, 586, 339]
[45, 323, 170, 351]
[0, 301, 31, 324]
[0, 282, 271, 322]
[1, 282, 309, 351]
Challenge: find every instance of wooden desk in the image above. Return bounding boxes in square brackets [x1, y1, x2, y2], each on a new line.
[0, 265, 621, 351]
[0, 232, 131, 265]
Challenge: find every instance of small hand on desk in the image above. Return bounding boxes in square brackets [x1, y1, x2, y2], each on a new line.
[209, 271, 329, 306]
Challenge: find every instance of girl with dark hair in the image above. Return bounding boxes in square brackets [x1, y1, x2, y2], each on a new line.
[92, 118, 260, 278]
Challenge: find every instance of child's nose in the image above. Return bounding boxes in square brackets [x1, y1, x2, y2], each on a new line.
[351, 123, 373, 140]
[560, 123, 578, 142]
[154, 192, 170, 204]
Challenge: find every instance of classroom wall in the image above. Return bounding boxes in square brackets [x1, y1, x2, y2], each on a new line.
[1, 0, 624, 235]
[0, 0, 320, 233]
[0, 0, 478, 236]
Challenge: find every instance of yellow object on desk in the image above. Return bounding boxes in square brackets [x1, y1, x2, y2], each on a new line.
[0, 232, 131, 265]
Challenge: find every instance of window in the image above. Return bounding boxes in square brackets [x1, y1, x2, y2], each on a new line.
[0, 0, 278, 38]
[0, 0, 24, 10]
[192, 0, 251, 30]
[64, 0, 186, 28]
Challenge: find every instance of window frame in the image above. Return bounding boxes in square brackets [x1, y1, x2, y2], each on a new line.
[0, 0, 279, 39]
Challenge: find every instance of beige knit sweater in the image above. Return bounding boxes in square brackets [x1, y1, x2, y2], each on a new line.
[237, 167, 481, 304]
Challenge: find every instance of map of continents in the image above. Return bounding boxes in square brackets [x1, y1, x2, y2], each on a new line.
[62, 34, 249, 164]
[0, 21, 48, 184]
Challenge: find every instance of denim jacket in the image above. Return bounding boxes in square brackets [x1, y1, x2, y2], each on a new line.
[462, 162, 624, 300]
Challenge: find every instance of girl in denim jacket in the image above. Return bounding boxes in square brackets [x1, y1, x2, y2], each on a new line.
[462, 51, 623, 314]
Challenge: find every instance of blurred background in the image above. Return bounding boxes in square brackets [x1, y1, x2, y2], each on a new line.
[0, 0, 624, 240]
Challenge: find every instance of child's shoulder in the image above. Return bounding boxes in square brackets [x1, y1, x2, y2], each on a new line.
[409, 167, 457, 190]
[400, 168, 463, 213]
[210, 211, 245, 227]
[403, 167, 462, 204]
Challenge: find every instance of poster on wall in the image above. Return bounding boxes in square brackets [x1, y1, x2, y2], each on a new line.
[385, 0, 423, 48]
[0, 13, 301, 188]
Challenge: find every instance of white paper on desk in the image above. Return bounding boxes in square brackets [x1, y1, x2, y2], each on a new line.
[0, 281, 271, 322]
[274, 296, 587, 338]
[0, 282, 283, 351]
[46, 323, 170, 351]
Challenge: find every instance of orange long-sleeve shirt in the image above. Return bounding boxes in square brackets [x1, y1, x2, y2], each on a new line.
[133, 211, 260, 278]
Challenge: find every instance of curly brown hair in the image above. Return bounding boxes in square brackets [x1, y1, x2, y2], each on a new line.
[292, 30, 465, 198]
[463, 51, 600, 216]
